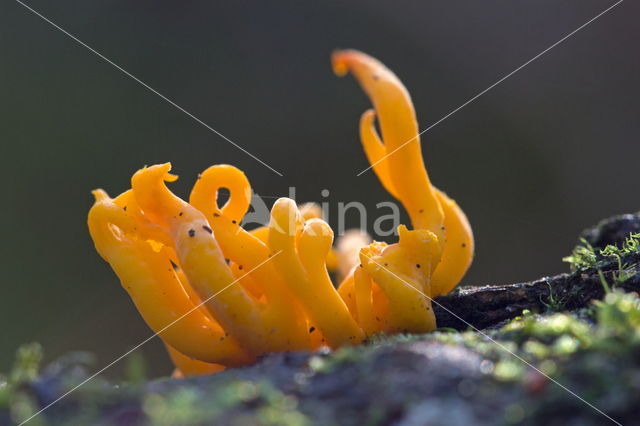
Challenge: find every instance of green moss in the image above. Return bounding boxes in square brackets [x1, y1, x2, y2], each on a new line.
[8, 342, 42, 385]
[0, 343, 44, 425]
[563, 238, 598, 271]
[563, 232, 640, 275]
[427, 295, 640, 387]
[142, 379, 310, 426]
[592, 290, 640, 350]
[368, 331, 425, 347]
[541, 280, 568, 312]
[309, 345, 368, 373]
[124, 352, 147, 385]
[500, 311, 591, 348]
[600, 232, 640, 259]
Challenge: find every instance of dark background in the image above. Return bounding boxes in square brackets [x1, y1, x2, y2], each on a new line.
[1, 0, 637, 377]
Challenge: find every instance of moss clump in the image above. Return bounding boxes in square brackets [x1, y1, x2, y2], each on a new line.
[308, 346, 366, 374]
[564, 232, 640, 272]
[541, 280, 569, 312]
[143, 380, 310, 426]
[563, 238, 599, 271]
[0, 343, 44, 426]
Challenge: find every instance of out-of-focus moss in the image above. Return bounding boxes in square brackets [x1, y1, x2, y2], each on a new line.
[4, 291, 640, 425]
[142, 379, 310, 426]
[125, 352, 147, 385]
[308, 346, 365, 374]
[0, 343, 44, 425]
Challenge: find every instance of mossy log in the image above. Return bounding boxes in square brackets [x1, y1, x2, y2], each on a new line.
[434, 213, 640, 330]
[6, 214, 640, 426]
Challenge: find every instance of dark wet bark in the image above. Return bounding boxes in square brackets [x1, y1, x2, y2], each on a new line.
[434, 213, 640, 331]
[434, 263, 640, 331]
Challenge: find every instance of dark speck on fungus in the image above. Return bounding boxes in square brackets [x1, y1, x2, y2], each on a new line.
[188, 229, 195, 237]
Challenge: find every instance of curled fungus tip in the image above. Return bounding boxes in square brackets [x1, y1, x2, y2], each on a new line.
[87, 49, 474, 375]
[331, 50, 350, 76]
[331, 49, 374, 77]
[91, 189, 110, 202]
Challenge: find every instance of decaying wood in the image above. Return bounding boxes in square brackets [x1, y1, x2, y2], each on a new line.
[434, 213, 640, 331]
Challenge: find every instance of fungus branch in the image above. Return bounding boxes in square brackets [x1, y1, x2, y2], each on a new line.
[88, 50, 474, 376]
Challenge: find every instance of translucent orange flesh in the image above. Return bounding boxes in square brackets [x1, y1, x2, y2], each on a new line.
[87, 50, 473, 375]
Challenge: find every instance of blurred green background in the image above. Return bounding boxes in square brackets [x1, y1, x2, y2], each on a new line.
[1, 0, 638, 377]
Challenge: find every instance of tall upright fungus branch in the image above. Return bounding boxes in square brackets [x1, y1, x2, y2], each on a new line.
[88, 50, 474, 376]
[333, 49, 474, 334]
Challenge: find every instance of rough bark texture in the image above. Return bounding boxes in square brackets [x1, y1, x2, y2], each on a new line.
[434, 264, 640, 331]
[434, 213, 640, 330]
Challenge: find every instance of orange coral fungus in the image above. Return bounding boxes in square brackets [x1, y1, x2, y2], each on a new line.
[88, 50, 473, 377]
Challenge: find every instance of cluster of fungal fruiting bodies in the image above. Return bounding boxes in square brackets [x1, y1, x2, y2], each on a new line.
[88, 50, 474, 377]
